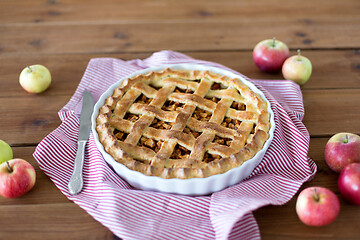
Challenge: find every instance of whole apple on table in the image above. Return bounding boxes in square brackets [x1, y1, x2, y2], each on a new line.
[0, 140, 36, 198]
[19, 64, 52, 94]
[253, 37, 290, 73]
[282, 49, 312, 85]
[296, 187, 340, 227]
[338, 163, 360, 206]
[325, 132, 360, 173]
[0, 159, 36, 198]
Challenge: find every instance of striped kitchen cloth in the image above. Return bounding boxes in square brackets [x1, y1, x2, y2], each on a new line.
[33, 50, 316, 240]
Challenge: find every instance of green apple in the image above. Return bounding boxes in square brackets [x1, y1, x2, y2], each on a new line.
[282, 49, 312, 85]
[19, 65, 51, 93]
[0, 139, 13, 164]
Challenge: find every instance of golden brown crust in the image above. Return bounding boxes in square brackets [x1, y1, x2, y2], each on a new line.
[96, 68, 271, 179]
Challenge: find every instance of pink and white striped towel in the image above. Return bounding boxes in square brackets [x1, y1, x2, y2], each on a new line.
[34, 51, 316, 240]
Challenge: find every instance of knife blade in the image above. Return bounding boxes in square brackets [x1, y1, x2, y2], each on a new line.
[68, 90, 94, 195]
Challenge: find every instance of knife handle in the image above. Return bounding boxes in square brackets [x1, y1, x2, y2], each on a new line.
[68, 141, 87, 195]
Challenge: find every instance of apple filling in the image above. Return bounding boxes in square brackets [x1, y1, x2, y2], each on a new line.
[161, 100, 184, 112]
[210, 82, 226, 90]
[213, 135, 232, 147]
[231, 101, 246, 111]
[192, 107, 212, 121]
[221, 117, 242, 130]
[205, 96, 221, 103]
[150, 118, 173, 130]
[170, 144, 191, 159]
[203, 151, 221, 163]
[135, 94, 152, 104]
[183, 127, 201, 138]
[174, 87, 194, 94]
[138, 136, 163, 153]
[114, 130, 128, 141]
[123, 112, 140, 122]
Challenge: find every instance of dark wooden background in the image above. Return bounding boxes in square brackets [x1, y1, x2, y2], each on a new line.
[0, 0, 359, 239]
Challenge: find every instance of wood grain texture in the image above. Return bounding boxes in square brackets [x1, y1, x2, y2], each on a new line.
[1, 0, 360, 239]
[0, 203, 112, 240]
[0, 88, 358, 145]
[303, 89, 360, 136]
[0, 96, 64, 145]
[0, 50, 359, 98]
[0, 17, 359, 55]
[0, 0, 358, 24]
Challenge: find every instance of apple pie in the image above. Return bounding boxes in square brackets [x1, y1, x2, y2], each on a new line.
[96, 68, 271, 179]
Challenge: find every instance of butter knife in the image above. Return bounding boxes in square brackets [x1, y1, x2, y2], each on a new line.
[68, 90, 94, 195]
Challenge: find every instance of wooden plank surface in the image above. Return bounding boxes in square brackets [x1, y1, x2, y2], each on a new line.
[1, 0, 359, 24]
[303, 89, 360, 136]
[0, 204, 112, 240]
[0, 1, 359, 54]
[0, 96, 64, 145]
[1, 18, 359, 55]
[1, 88, 359, 145]
[0, 50, 359, 98]
[1, 0, 360, 239]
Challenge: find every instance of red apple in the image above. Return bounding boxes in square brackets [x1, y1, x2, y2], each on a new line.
[325, 132, 360, 173]
[282, 49, 312, 85]
[253, 37, 290, 73]
[0, 159, 36, 198]
[296, 187, 340, 226]
[338, 163, 360, 206]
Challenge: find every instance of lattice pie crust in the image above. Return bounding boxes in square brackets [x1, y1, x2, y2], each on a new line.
[96, 68, 271, 179]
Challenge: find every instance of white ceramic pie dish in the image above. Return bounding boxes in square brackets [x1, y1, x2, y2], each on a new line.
[91, 63, 275, 195]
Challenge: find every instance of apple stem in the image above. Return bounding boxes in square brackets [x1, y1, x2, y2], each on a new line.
[272, 37, 276, 47]
[344, 135, 349, 144]
[297, 49, 301, 56]
[27, 66, 32, 73]
[313, 188, 320, 202]
[6, 161, 13, 173]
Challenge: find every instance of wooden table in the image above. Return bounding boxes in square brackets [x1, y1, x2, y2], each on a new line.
[0, 0, 359, 239]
